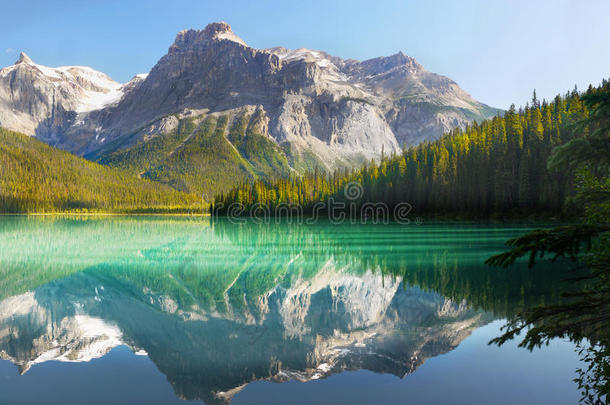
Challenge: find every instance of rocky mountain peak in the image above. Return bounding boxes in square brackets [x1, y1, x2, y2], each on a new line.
[169, 22, 247, 53]
[358, 51, 422, 77]
[389, 51, 417, 67]
[15, 52, 33, 65]
[202, 21, 233, 37]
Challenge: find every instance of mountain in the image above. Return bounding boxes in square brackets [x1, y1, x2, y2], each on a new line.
[0, 52, 133, 142]
[0, 22, 500, 197]
[0, 127, 200, 212]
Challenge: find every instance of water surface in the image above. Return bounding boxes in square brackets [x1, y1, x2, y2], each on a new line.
[0, 217, 582, 404]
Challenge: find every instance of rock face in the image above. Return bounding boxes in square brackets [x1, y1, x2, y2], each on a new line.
[0, 52, 124, 144]
[0, 22, 499, 170]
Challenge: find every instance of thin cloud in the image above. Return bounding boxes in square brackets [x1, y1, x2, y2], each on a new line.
[5, 48, 16, 54]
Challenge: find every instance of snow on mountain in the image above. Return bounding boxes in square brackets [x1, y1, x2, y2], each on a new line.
[0, 52, 124, 137]
[3, 53, 123, 112]
[57, 66, 123, 112]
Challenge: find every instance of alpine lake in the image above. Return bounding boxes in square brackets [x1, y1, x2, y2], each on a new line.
[0, 216, 586, 404]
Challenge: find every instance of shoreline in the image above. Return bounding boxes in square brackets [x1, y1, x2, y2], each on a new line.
[0, 212, 210, 217]
[0, 212, 574, 223]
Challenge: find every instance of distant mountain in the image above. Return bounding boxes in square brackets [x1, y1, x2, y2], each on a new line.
[0, 22, 500, 197]
[0, 52, 138, 143]
[0, 127, 198, 212]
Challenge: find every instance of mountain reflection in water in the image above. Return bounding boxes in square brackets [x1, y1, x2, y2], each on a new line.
[0, 217, 578, 404]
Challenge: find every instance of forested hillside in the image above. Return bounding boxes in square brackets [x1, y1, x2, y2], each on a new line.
[0, 128, 201, 213]
[99, 111, 291, 197]
[214, 81, 608, 217]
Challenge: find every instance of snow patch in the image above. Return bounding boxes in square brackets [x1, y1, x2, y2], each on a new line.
[215, 31, 247, 47]
[0, 59, 124, 112]
[271, 48, 347, 82]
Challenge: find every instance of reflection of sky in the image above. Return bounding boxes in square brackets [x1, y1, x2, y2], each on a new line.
[237, 321, 580, 405]
[0, 346, 199, 405]
[0, 322, 580, 405]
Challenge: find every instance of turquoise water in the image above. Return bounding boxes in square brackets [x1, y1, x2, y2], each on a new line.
[0, 217, 583, 404]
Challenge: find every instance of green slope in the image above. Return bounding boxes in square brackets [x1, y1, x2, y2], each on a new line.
[99, 111, 292, 197]
[99, 115, 198, 175]
[0, 127, 201, 213]
[227, 110, 291, 178]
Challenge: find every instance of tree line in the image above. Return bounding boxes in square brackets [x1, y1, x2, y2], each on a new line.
[214, 81, 608, 218]
[0, 128, 202, 213]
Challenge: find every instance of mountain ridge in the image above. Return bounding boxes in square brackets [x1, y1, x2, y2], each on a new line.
[0, 22, 500, 197]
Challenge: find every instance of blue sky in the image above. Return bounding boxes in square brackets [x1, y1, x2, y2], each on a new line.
[1, 0, 609, 108]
